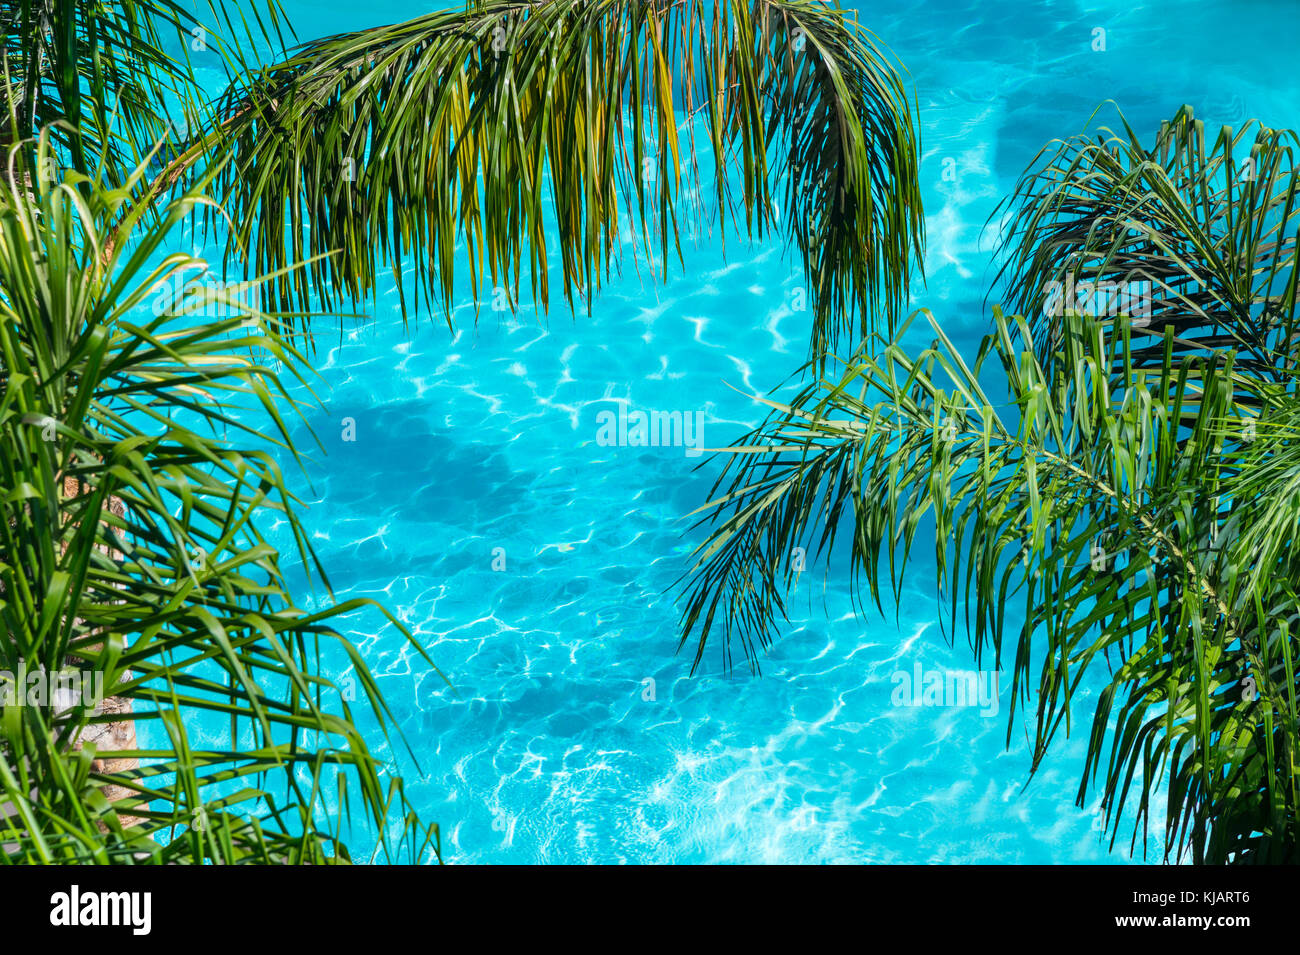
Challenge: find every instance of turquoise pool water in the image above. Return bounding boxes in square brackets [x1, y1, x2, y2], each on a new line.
[175, 1, 1299, 863]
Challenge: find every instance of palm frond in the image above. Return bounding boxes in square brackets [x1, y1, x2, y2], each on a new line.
[0, 133, 440, 863]
[677, 305, 1299, 862]
[196, 0, 922, 361]
[1, 0, 292, 184]
[992, 103, 1300, 413]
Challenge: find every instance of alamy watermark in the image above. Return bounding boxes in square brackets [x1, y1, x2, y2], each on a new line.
[0, 662, 106, 709]
[890, 663, 1000, 718]
[49, 885, 151, 935]
[594, 403, 705, 458]
[1042, 275, 1152, 323]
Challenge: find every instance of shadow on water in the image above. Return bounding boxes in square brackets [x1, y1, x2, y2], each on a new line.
[283, 399, 539, 527]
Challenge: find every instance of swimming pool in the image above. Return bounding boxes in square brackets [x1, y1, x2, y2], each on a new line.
[178, 0, 1300, 863]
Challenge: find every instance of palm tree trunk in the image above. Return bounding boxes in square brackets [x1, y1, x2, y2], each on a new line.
[60, 477, 141, 828]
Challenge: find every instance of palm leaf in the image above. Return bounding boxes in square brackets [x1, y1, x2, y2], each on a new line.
[1, 0, 292, 185]
[992, 103, 1300, 413]
[195, 0, 922, 362]
[676, 302, 1299, 862]
[676, 108, 1300, 862]
[0, 133, 440, 863]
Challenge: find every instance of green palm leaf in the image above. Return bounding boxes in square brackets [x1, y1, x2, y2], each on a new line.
[677, 108, 1300, 862]
[1, 0, 291, 185]
[0, 134, 440, 863]
[993, 103, 1299, 412]
[677, 302, 1298, 862]
[195, 0, 922, 361]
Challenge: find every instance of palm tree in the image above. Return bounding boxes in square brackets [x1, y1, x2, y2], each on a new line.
[0, 134, 440, 862]
[2, 0, 926, 861]
[677, 105, 1300, 864]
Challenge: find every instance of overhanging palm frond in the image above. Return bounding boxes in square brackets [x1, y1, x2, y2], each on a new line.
[198, 0, 922, 360]
[992, 104, 1300, 412]
[677, 306, 1299, 862]
[0, 0, 291, 183]
[0, 134, 440, 863]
